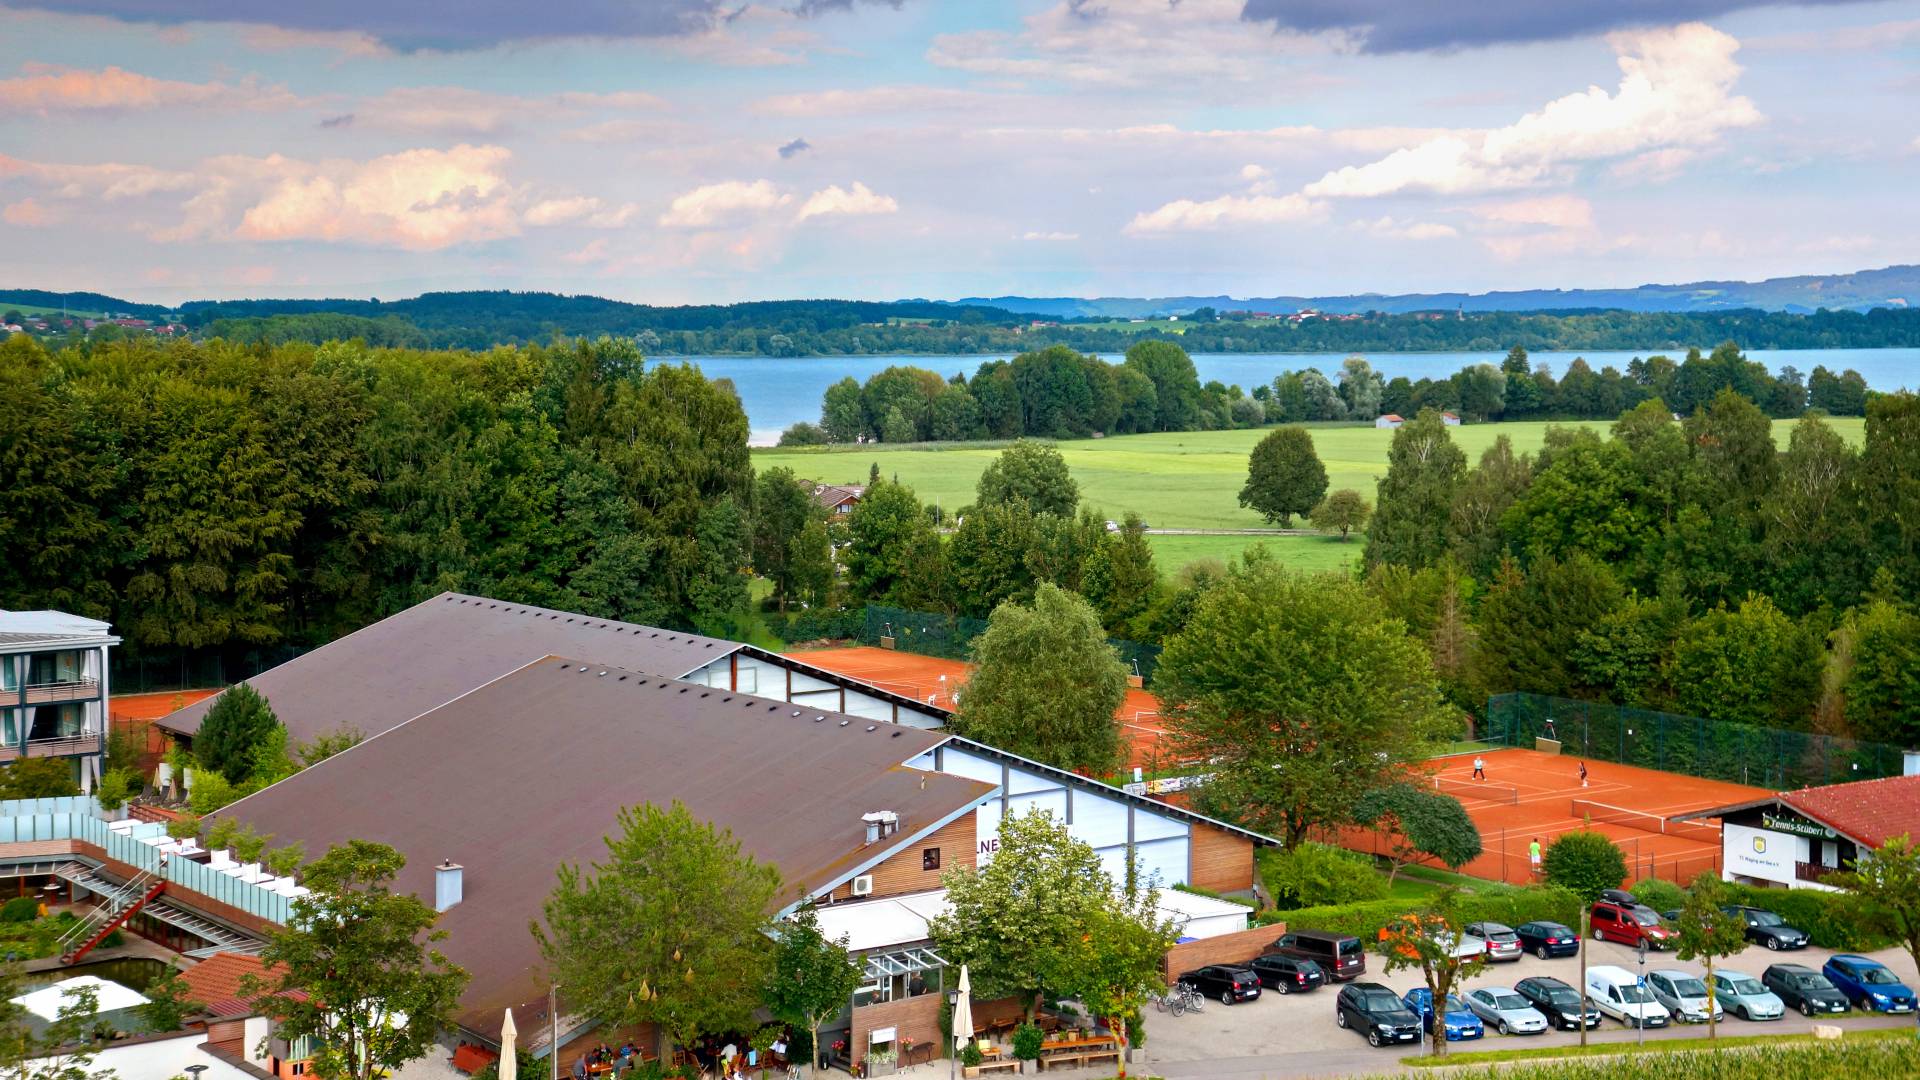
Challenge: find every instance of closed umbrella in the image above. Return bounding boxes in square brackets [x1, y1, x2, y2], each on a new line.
[500, 1008, 518, 1080]
[954, 965, 975, 1065]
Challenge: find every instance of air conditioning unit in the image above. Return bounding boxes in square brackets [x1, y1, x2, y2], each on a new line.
[850, 874, 875, 897]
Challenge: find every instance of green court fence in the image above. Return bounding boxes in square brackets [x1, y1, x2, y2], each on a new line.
[862, 604, 1161, 685]
[1484, 692, 1909, 790]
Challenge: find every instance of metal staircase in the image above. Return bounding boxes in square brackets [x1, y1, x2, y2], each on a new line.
[48, 862, 265, 958]
[55, 863, 164, 964]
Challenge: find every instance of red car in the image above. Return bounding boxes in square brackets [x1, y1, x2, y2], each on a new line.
[1589, 901, 1676, 950]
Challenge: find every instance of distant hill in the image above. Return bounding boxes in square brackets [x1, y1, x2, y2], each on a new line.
[0, 289, 174, 320]
[947, 264, 1920, 319]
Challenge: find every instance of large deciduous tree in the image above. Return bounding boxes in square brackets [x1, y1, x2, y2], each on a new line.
[1366, 409, 1467, 570]
[765, 907, 862, 1075]
[1540, 830, 1626, 902]
[930, 810, 1110, 1022]
[952, 584, 1126, 775]
[974, 440, 1079, 517]
[1157, 560, 1454, 845]
[534, 802, 780, 1062]
[1075, 877, 1178, 1079]
[1082, 513, 1159, 633]
[751, 467, 823, 611]
[1238, 426, 1328, 527]
[1381, 889, 1488, 1057]
[242, 841, 469, 1080]
[842, 479, 946, 609]
[1121, 341, 1201, 432]
[1309, 489, 1372, 541]
[1672, 871, 1749, 1039]
[1668, 595, 1822, 730]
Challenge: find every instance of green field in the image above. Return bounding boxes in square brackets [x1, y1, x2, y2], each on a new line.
[757, 418, 1866, 575]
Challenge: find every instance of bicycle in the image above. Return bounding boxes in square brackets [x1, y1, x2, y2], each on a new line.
[1153, 985, 1187, 1016]
[1179, 981, 1206, 1013]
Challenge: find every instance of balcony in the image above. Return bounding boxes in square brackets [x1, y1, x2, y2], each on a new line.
[17, 679, 100, 705]
[1795, 861, 1842, 885]
[21, 732, 103, 759]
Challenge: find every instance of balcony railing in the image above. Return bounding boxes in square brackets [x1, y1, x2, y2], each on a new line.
[21, 732, 103, 759]
[18, 679, 100, 705]
[1795, 860, 1842, 885]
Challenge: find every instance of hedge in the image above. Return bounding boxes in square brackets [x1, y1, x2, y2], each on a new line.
[1623, 877, 1892, 952]
[772, 606, 867, 644]
[1252, 885, 1583, 942]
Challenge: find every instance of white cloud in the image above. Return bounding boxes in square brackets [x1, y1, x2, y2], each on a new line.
[659, 180, 792, 228]
[1019, 231, 1079, 241]
[1469, 195, 1595, 230]
[796, 181, 898, 222]
[1304, 23, 1761, 199]
[342, 86, 665, 135]
[235, 144, 522, 250]
[2, 198, 57, 226]
[1239, 164, 1273, 181]
[1610, 146, 1702, 182]
[1125, 192, 1321, 234]
[754, 85, 996, 117]
[0, 64, 297, 114]
[1353, 216, 1458, 240]
[0, 153, 196, 200]
[524, 196, 640, 228]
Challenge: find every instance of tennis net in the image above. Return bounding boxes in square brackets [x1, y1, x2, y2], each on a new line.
[1434, 774, 1520, 805]
[1569, 799, 1721, 844]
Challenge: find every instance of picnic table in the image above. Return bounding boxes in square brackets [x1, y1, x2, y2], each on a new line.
[1036, 1034, 1121, 1071]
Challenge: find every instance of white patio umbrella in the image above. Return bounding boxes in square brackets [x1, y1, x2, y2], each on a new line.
[500, 1008, 518, 1080]
[954, 965, 975, 1063]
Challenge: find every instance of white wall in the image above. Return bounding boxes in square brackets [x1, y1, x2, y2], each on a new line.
[680, 655, 944, 728]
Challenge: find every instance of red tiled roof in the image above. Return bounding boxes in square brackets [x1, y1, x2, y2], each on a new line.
[1780, 773, 1920, 848]
[453, 1043, 502, 1074]
[179, 953, 275, 1009]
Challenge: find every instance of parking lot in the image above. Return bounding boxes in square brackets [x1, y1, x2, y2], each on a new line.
[1144, 932, 1920, 1072]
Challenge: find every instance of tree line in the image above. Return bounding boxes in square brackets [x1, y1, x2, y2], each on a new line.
[0, 333, 758, 667]
[784, 341, 1871, 447]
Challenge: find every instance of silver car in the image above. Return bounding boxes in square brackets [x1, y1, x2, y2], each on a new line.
[1464, 986, 1549, 1035]
[1711, 970, 1785, 1021]
[1647, 970, 1725, 1024]
[1463, 922, 1523, 962]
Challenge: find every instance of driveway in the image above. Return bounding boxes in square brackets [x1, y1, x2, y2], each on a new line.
[1141, 934, 1920, 1079]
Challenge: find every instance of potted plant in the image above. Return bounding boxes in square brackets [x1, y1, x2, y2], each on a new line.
[1011, 1023, 1043, 1074]
[960, 1042, 983, 1078]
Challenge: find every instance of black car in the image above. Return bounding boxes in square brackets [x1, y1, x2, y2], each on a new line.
[1250, 953, 1326, 994]
[1514, 976, 1602, 1030]
[1598, 888, 1638, 905]
[1178, 964, 1261, 1005]
[1335, 982, 1423, 1047]
[1721, 905, 1810, 950]
[1762, 963, 1850, 1017]
[1515, 920, 1581, 959]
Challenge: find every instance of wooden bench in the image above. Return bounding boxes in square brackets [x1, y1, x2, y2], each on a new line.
[975, 1059, 1021, 1074]
[1038, 1049, 1120, 1070]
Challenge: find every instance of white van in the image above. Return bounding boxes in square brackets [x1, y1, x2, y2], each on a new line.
[1586, 965, 1672, 1029]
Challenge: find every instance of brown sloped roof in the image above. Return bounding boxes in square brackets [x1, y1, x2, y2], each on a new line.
[209, 655, 994, 1035]
[156, 593, 743, 746]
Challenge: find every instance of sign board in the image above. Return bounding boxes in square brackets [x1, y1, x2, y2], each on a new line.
[1123, 773, 1210, 797]
[870, 1027, 896, 1045]
[1761, 811, 1837, 839]
[1724, 823, 1799, 884]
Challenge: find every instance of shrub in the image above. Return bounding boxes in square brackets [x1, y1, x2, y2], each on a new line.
[1124, 1007, 1145, 1049]
[1542, 829, 1627, 902]
[0, 897, 38, 923]
[1170, 882, 1254, 907]
[960, 1042, 983, 1068]
[1252, 885, 1583, 945]
[787, 1028, 813, 1064]
[195, 683, 282, 784]
[1722, 882, 1892, 951]
[1010, 1023, 1043, 1061]
[1628, 877, 1687, 913]
[164, 812, 201, 841]
[1261, 842, 1390, 909]
[186, 769, 237, 815]
[95, 769, 136, 812]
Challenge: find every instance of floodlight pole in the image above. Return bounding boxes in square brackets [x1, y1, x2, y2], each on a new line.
[550, 984, 559, 1080]
[1636, 940, 1648, 1049]
[1578, 906, 1590, 1049]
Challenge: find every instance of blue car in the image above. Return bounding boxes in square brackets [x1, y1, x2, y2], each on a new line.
[1402, 987, 1486, 1041]
[1822, 955, 1917, 1013]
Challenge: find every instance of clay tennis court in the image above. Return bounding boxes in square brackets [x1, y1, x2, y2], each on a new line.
[1329, 746, 1769, 886]
[784, 646, 1175, 770]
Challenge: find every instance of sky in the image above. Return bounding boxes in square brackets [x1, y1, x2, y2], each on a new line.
[1, 0, 1916, 305]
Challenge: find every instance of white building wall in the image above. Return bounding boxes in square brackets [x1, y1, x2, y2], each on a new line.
[679, 655, 943, 728]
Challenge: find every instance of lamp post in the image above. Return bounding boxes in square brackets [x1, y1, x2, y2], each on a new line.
[1635, 939, 1649, 1049]
[946, 990, 959, 1080]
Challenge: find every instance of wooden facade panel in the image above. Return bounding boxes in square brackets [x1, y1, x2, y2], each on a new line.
[850, 991, 943, 1070]
[1162, 923, 1281, 983]
[1186, 825, 1255, 893]
[826, 811, 976, 903]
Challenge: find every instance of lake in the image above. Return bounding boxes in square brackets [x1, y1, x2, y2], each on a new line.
[670, 348, 1920, 445]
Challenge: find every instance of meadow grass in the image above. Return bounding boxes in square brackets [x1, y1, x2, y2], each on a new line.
[1398, 1026, 1914, 1070]
[755, 418, 1865, 575]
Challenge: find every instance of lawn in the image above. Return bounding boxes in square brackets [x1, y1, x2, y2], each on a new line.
[756, 419, 1865, 576]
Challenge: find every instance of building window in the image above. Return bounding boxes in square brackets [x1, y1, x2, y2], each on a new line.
[922, 847, 940, 871]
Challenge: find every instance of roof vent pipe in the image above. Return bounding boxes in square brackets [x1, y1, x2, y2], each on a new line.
[435, 859, 463, 912]
[861, 810, 899, 845]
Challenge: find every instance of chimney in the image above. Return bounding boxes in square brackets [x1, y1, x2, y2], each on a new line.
[861, 810, 899, 846]
[435, 859, 463, 912]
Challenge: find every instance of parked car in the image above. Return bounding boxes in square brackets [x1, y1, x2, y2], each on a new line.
[1463, 986, 1550, 1035]
[1711, 970, 1785, 1021]
[1177, 964, 1261, 1006]
[1335, 982, 1424, 1047]
[1599, 888, 1639, 905]
[1822, 955, 1917, 1013]
[1270, 930, 1367, 982]
[1401, 988, 1484, 1041]
[1249, 953, 1325, 994]
[1589, 900, 1676, 950]
[1515, 921, 1580, 960]
[1463, 922, 1523, 962]
[1720, 905, 1810, 950]
[1514, 976, 1601, 1030]
[1761, 963, 1850, 1016]
[1646, 969, 1724, 1024]
[1585, 965, 1671, 1028]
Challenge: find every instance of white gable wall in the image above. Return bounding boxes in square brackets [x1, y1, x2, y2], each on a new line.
[680, 655, 945, 729]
